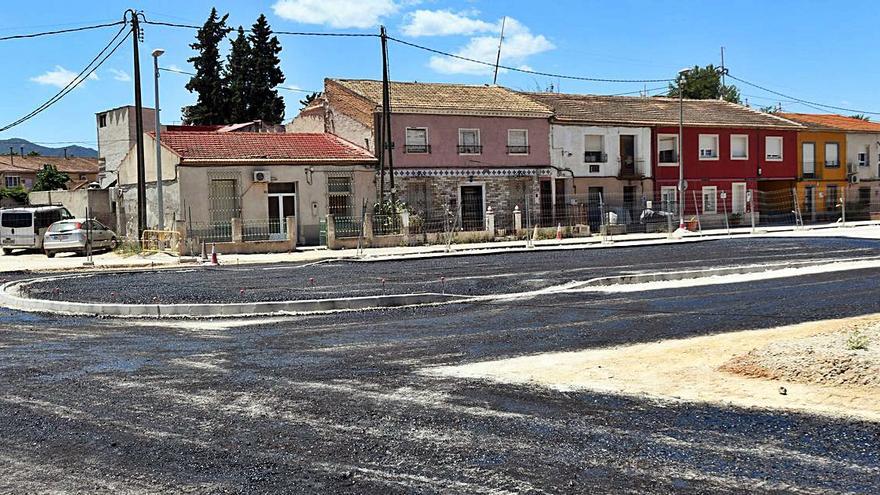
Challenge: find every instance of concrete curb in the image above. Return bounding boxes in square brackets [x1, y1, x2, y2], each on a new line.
[0, 274, 467, 318]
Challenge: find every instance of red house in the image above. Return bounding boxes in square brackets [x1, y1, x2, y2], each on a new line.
[649, 99, 802, 222]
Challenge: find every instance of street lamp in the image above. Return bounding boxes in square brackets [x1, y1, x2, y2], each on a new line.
[677, 67, 690, 230]
[152, 48, 165, 230]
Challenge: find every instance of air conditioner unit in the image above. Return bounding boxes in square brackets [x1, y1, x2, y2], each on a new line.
[850, 174, 860, 184]
[253, 170, 270, 183]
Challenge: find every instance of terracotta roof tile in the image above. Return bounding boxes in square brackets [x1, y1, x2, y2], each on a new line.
[776, 113, 880, 132]
[524, 92, 803, 129]
[331, 79, 552, 116]
[0, 155, 99, 174]
[156, 131, 376, 162]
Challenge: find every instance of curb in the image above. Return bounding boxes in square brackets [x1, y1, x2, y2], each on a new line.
[0, 274, 467, 318]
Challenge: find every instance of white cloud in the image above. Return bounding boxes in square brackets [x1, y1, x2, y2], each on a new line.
[272, 0, 399, 29]
[30, 66, 98, 88]
[402, 9, 496, 36]
[427, 18, 554, 76]
[108, 68, 131, 82]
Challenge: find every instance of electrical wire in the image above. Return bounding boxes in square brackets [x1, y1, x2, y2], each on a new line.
[0, 20, 125, 41]
[141, 19, 201, 30]
[159, 67, 319, 93]
[385, 36, 674, 84]
[728, 73, 880, 116]
[0, 24, 131, 133]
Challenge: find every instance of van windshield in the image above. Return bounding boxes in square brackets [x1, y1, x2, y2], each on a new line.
[48, 222, 80, 233]
[1, 212, 32, 228]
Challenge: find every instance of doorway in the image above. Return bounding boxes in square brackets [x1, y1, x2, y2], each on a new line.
[620, 135, 636, 176]
[539, 180, 553, 226]
[804, 186, 815, 218]
[460, 184, 484, 231]
[268, 182, 297, 240]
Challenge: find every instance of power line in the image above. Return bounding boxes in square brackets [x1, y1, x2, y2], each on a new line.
[141, 19, 201, 30]
[0, 20, 125, 41]
[159, 66, 318, 94]
[0, 24, 130, 133]
[385, 35, 674, 84]
[728, 73, 880, 116]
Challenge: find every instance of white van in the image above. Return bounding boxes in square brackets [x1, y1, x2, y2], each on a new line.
[0, 206, 73, 254]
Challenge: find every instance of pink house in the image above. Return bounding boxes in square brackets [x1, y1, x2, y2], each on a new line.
[290, 79, 553, 230]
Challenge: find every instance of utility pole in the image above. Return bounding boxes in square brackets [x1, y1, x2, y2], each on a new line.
[128, 9, 147, 238]
[492, 16, 506, 85]
[152, 48, 165, 230]
[678, 68, 689, 230]
[379, 26, 395, 205]
[720, 46, 726, 99]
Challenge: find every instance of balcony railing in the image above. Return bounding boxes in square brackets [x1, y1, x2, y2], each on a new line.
[824, 160, 840, 168]
[457, 144, 482, 154]
[658, 151, 679, 164]
[404, 144, 431, 154]
[801, 162, 820, 179]
[584, 151, 607, 163]
[618, 158, 645, 179]
[507, 145, 530, 155]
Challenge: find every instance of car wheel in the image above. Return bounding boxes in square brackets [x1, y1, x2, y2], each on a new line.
[109, 237, 119, 250]
[45, 250, 55, 258]
[2, 248, 11, 255]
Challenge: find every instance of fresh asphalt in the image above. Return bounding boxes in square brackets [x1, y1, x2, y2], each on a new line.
[0, 237, 879, 493]
[22, 236, 880, 304]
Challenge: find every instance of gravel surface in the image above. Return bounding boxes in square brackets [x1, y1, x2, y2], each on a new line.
[721, 321, 880, 387]
[22, 237, 880, 304]
[1, 263, 879, 493]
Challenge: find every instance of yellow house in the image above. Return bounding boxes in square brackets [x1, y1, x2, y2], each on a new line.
[778, 113, 848, 221]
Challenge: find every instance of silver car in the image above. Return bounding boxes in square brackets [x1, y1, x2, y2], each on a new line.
[43, 219, 118, 258]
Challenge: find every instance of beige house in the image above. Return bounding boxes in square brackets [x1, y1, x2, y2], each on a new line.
[115, 131, 377, 245]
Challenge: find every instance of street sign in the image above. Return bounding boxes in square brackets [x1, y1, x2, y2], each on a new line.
[720, 191, 727, 199]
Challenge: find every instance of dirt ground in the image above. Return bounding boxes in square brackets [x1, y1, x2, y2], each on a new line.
[429, 314, 880, 422]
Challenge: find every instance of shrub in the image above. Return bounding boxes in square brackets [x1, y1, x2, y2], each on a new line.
[847, 330, 869, 351]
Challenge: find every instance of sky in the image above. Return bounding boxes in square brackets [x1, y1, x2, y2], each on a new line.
[1, 0, 878, 149]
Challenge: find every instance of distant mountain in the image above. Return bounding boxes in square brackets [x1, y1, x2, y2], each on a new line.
[0, 138, 97, 158]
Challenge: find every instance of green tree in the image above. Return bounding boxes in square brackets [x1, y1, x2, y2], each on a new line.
[225, 27, 253, 123]
[26, 150, 40, 157]
[299, 91, 322, 108]
[850, 114, 870, 121]
[31, 164, 69, 192]
[182, 8, 232, 125]
[668, 65, 741, 104]
[247, 14, 286, 124]
[0, 186, 28, 203]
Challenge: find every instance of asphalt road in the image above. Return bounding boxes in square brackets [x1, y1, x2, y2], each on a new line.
[23, 236, 880, 304]
[0, 238, 879, 493]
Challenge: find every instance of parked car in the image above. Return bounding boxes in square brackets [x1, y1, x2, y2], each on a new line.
[42, 219, 118, 258]
[0, 206, 73, 254]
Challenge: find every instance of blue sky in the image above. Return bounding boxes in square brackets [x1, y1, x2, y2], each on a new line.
[1, 0, 878, 149]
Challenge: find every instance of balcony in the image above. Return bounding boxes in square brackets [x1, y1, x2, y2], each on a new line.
[824, 160, 840, 168]
[800, 162, 820, 179]
[584, 151, 607, 163]
[457, 144, 482, 155]
[403, 144, 431, 154]
[507, 145, 530, 155]
[618, 158, 646, 179]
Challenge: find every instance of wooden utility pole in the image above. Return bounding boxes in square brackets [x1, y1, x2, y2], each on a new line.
[379, 26, 395, 205]
[492, 17, 506, 85]
[128, 9, 147, 238]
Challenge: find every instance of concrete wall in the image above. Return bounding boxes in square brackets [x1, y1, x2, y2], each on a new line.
[550, 124, 652, 178]
[846, 132, 880, 181]
[28, 189, 114, 227]
[96, 106, 156, 186]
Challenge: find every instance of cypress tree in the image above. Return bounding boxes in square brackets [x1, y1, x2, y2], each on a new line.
[247, 14, 286, 125]
[182, 8, 232, 125]
[225, 27, 252, 123]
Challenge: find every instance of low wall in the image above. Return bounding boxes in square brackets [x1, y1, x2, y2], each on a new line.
[212, 239, 295, 255]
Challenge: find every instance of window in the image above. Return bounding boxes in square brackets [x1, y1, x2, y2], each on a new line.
[826, 185, 839, 210]
[404, 128, 429, 153]
[507, 129, 529, 154]
[98, 113, 107, 128]
[457, 129, 481, 154]
[765, 136, 783, 160]
[702, 186, 717, 214]
[588, 164, 600, 174]
[658, 135, 679, 164]
[731, 135, 748, 160]
[858, 150, 869, 167]
[1, 212, 31, 228]
[584, 134, 606, 162]
[209, 178, 240, 226]
[327, 175, 354, 217]
[824, 142, 840, 167]
[5, 176, 20, 188]
[698, 134, 719, 159]
[660, 186, 677, 213]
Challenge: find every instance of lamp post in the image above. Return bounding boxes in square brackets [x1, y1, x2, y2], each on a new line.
[152, 48, 165, 230]
[677, 67, 690, 230]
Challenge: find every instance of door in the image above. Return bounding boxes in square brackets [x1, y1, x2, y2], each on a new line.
[804, 186, 814, 216]
[460, 185, 484, 231]
[539, 180, 553, 226]
[555, 178, 567, 223]
[268, 182, 297, 240]
[587, 186, 604, 229]
[802, 143, 815, 177]
[731, 183, 746, 214]
[623, 186, 636, 224]
[620, 135, 636, 176]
